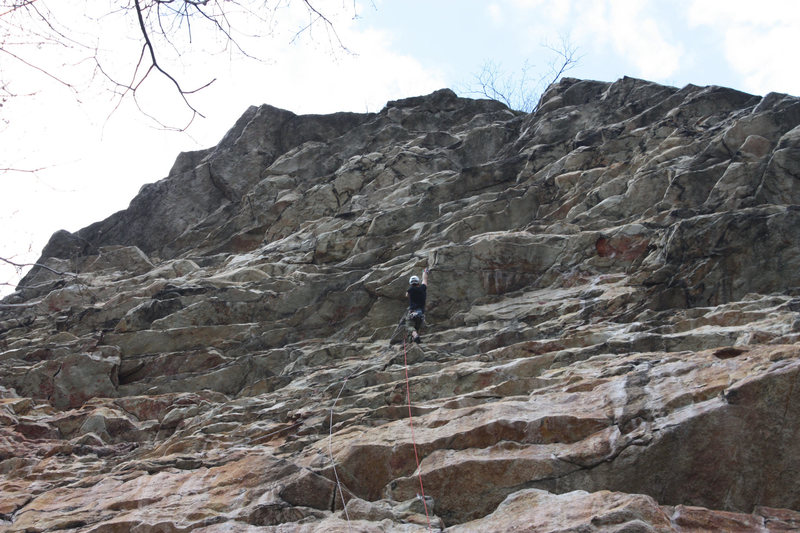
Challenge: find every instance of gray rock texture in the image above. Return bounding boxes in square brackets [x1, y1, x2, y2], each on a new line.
[3, 78, 800, 531]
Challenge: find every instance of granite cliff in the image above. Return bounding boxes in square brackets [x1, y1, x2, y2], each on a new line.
[3, 76, 800, 531]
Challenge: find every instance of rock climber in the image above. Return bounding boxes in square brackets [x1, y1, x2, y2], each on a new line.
[405, 268, 429, 343]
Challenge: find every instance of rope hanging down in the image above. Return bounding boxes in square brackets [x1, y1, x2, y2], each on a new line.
[327, 343, 433, 532]
[403, 335, 432, 531]
[328, 362, 364, 531]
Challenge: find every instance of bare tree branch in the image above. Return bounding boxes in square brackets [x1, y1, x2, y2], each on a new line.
[534, 34, 582, 112]
[0, 0, 39, 19]
[469, 59, 538, 111]
[133, 0, 211, 121]
[0, 256, 72, 277]
[292, 0, 352, 54]
[1, 1, 354, 130]
[464, 34, 581, 113]
[0, 166, 44, 174]
[0, 47, 77, 92]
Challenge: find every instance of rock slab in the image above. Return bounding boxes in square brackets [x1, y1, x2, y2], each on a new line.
[3, 78, 800, 531]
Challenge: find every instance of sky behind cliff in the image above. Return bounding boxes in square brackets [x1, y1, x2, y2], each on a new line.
[2, 0, 799, 292]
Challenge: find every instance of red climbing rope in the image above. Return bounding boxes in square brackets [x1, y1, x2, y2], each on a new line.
[403, 335, 432, 531]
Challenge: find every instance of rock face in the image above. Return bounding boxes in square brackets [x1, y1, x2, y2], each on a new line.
[3, 77, 800, 531]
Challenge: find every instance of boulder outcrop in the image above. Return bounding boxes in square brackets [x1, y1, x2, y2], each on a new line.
[3, 77, 800, 531]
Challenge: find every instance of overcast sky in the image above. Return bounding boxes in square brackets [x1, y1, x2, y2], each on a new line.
[2, 0, 799, 294]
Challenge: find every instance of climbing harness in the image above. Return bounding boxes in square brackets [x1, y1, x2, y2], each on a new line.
[408, 309, 424, 320]
[403, 334, 432, 531]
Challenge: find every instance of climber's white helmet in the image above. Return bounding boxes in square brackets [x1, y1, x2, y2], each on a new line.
[409, 275, 420, 285]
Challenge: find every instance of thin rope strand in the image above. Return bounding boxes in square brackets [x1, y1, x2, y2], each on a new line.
[403, 336, 433, 531]
[329, 363, 363, 531]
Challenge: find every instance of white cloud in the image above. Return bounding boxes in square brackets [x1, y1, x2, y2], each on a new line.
[487, 3, 504, 25]
[506, 0, 572, 25]
[688, 0, 800, 27]
[687, 0, 800, 95]
[574, 0, 683, 81]
[723, 24, 800, 95]
[549, 0, 574, 25]
[509, 0, 547, 7]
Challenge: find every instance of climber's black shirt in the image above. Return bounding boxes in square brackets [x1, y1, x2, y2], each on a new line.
[407, 284, 427, 312]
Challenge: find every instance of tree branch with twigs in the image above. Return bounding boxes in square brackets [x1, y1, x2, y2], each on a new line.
[0, 0, 355, 130]
[465, 35, 581, 113]
[0, 256, 71, 277]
